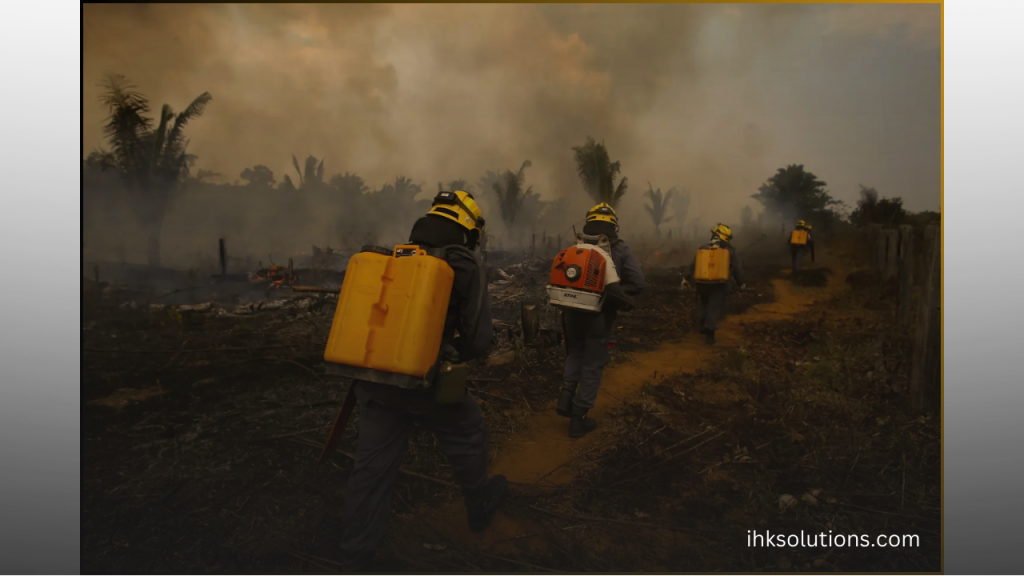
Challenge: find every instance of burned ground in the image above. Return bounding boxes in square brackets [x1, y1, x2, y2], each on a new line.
[81, 250, 939, 573]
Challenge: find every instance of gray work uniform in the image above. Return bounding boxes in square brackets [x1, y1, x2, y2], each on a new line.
[562, 240, 645, 410]
[340, 248, 494, 559]
[789, 228, 815, 272]
[684, 241, 745, 333]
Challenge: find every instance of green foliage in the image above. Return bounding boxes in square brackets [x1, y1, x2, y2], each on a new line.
[95, 74, 212, 219]
[440, 178, 473, 194]
[643, 183, 675, 233]
[751, 164, 843, 229]
[240, 164, 276, 189]
[571, 136, 628, 208]
[849, 185, 908, 228]
[331, 172, 370, 196]
[492, 161, 537, 226]
[93, 74, 212, 265]
[282, 154, 326, 191]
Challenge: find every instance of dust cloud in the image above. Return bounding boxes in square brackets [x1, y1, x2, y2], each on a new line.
[82, 3, 940, 268]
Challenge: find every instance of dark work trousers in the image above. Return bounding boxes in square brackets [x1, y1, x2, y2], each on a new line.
[791, 246, 808, 272]
[696, 283, 728, 332]
[340, 380, 489, 557]
[562, 309, 616, 410]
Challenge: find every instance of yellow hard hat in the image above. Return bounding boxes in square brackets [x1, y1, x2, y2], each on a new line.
[796, 220, 806, 228]
[428, 190, 485, 232]
[586, 202, 618, 225]
[806, 224, 813, 231]
[711, 223, 733, 241]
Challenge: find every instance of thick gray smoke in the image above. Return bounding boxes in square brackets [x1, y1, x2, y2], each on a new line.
[82, 3, 939, 268]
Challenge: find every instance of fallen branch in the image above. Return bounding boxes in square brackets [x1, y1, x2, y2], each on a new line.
[273, 544, 343, 571]
[493, 523, 592, 543]
[321, 445, 460, 489]
[607, 429, 729, 488]
[468, 388, 530, 406]
[532, 437, 622, 486]
[612, 419, 732, 481]
[84, 344, 303, 354]
[528, 504, 700, 534]
[254, 425, 333, 442]
[290, 286, 340, 294]
[493, 291, 525, 305]
[264, 357, 322, 380]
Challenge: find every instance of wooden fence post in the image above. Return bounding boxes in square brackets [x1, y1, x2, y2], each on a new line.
[867, 224, 882, 272]
[898, 224, 914, 325]
[531, 233, 536, 259]
[910, 221, 941, 413]
[521, 301, 539, 345]
[219, 238, 227, 276]
[883, 229, 899, 280]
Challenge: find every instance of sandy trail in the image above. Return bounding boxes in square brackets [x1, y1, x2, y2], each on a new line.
[489, 266, 847, 486]
[410, 264, 849, 558]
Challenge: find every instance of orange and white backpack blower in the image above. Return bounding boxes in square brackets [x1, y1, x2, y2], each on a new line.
[546, 233, 633, 312]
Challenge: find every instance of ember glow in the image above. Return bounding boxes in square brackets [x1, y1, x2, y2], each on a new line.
[252, 264, 298, 289]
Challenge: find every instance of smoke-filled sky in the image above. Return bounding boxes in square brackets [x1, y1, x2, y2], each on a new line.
[83, 3, 941, 228]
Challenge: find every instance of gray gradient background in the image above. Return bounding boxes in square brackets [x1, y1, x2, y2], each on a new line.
[0, 2, 81, 574]
[944, 1, 1024, 574]
[1, 0, 1023, 574]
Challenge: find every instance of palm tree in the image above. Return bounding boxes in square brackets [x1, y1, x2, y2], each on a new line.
[675, 189, 692, 235]
[644, 183, 675, 236]
[282, 154, 325, 191]
[571, 136, 628, 208]
[492, 160, 536, 228]
[439, 178, 473, 193]
[93, 74, 212, 267]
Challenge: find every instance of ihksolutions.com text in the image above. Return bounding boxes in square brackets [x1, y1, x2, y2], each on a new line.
[748, 530, 920, 548]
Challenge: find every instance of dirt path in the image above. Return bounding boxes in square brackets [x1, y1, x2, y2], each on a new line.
[402, 263, 852, 564]
[490, 266, 849, 487]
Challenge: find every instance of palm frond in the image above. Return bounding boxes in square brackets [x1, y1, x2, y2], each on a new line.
[292, 155, 303, 186]
[164, 92, 212, 153]
[98, 75, 152, 179]
[611, 177, 628, 205]
[303, 155, 318, 185]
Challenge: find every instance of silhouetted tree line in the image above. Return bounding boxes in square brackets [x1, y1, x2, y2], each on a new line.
[84, 77, 937, 267]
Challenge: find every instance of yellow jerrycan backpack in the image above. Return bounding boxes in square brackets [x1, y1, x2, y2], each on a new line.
[318, 243, 486, 462]
[322, 243, 484, 389]
[790, 229, 809, 245]
[693, 246, 731, 283]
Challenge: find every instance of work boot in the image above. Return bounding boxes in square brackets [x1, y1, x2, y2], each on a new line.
[465, 475, 509, 533]
[706, 331, 716, 345]
[569, 405, 598, 438]
[556, 381, 577, 417]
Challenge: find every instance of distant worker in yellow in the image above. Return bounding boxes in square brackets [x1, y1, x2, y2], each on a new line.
[789, 220, 815, 273]
[326, 190, 507, 571]
[681, 224, 746, 345]
[555, 203, 645, 438]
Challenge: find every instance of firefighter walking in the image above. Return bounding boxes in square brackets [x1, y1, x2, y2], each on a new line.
[789, 220, 815, 273]
[681, 224, 746, 345]
[554, 203, 645, 438]
[327, 190, 507, 571]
